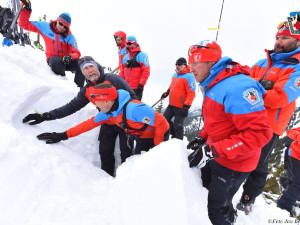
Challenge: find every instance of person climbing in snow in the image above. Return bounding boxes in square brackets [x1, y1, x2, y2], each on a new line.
[186, 40, 272, 225]
[113, 31, 127, 71]
[161, 57, 196, 140]
[22, 56, 136, 177]
[119, 36, 150, 100]
[19, 0, 85, 88]
[236, 21, 300, 215]
[36, 83, 169, 157]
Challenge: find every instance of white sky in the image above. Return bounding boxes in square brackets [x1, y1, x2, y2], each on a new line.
[1, 0, 300, 90]
[0, 41, 294, 224]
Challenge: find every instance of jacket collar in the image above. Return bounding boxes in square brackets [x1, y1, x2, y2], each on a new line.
[201, 56, 251, 90]
[267, 47, 300, 64]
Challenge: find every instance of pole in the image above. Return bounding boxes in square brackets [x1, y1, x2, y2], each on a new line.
[215, 0, 225, 42]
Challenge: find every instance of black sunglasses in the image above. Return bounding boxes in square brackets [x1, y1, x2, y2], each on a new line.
[176, 64, 184, 66]
[58, 22, 68, 29]
[126, 42, 134, 45]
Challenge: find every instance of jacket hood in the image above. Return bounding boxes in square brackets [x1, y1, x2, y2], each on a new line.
[110, 90, 131, 117]
[177, 65, 191, 75]
[127, 46, 141, 55]
[201, 56, 251, 90]
[114, 31, 127, 48]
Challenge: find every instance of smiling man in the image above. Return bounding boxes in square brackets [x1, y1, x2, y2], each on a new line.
[19, 0, 85, 88]
[237, 21, 300, 215]
[187, 40, 272, 225]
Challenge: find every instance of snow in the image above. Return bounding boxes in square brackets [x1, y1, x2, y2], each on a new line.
[0, 38, 295, 225]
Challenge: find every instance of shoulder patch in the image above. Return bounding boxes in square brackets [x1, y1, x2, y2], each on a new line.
[191, 82, 195, 88]
[243, 88, 260, 105]
[142, 116, 151, 124]
[294, 77, 300, 89]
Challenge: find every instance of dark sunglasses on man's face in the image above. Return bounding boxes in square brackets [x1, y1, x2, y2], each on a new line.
[126, 42, 134, 46]
[58, 22, 68, 29]
[176, 64, 183, 66]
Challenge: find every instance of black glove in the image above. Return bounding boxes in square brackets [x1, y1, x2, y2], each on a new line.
[62, 55, 72, 65]
[188, 145, 213, 168]
[37, 132, 68, 144]
[181, 104, 190, 117]
[22, 112, 52, 125]
[259, 79, 275, 90]
[161, 89, 170, 99]
[21, 0, 31, 12]
[187, 136, 206, 150]
[136, 84, 144, 100]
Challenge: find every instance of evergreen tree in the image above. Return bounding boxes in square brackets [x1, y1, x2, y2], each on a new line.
[155, 99, 164, 113]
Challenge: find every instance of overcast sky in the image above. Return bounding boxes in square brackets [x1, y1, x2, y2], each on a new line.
[1, 0, 300, 91]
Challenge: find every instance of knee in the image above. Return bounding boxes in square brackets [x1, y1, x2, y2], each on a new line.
[49, 57, 65, 75]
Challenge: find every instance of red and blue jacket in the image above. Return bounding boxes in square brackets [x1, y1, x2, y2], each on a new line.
[119, 46, 150, 89]
[19, 8, 80, 61]
[250, 47, 300, 136]
[66, 90, 169, 146]
[114, 31, 127, 67]
[167, 65, 196, 108]
[198, 57, 273, 172]
[287, 127, 300, 160]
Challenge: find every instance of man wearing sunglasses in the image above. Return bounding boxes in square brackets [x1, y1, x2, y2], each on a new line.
[161, 57, 196, 140]
[236, 21, 300, 215]
[113, 31, 127, 69]
[19, 0, 85, 88]
[187, 40, 272, 225]
[22, 56, 137, 177]
[119, 36, 150, 100]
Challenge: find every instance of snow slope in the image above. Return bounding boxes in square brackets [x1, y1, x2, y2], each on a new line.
[0, 40, 293, 225]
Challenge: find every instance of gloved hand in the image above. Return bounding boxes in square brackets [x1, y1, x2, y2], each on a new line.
[20, 0, 31, 12]
[259, 79, 275, 90]
[62, 55, 72, 65]
[181, 104, 190, 117]
[136, 84, 144, 100]
[22, 112, 52, 125]
[188, 145, 213, 168]
[187, 136, 206, 150]
[161, 90, 170, 99]
[37, 132, 68, 144]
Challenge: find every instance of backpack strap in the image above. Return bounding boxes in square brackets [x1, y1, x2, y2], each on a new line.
[122, 98, 148, 132]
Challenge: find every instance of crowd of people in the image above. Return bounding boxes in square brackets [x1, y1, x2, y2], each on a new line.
[17, 0, 300, 224]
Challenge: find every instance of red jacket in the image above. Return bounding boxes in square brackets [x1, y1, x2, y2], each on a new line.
[113, 31, 127, 67]
[199, 57, 272, 172]
[250, 48, 300, 135]
[167, 66, 196, 108]
[19, 9, 80, 61]
[119, 46, 150, 89]
[287, 127, 300, 160]
[66, 90, 169, 146]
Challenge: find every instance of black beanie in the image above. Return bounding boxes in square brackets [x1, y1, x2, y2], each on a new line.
[176, 57, 187, 65]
